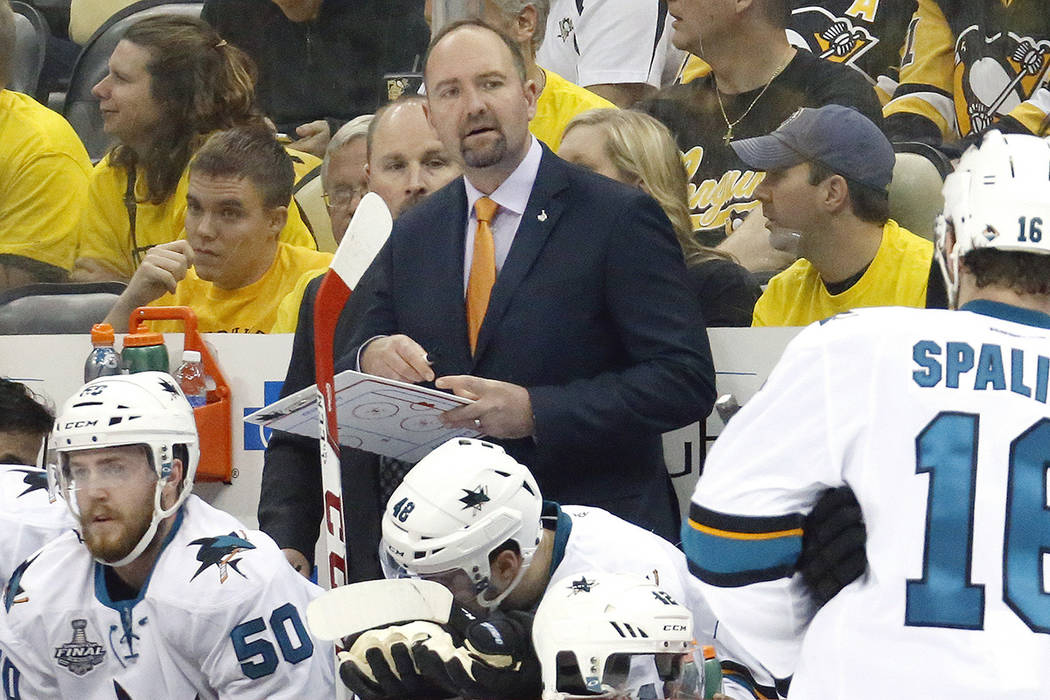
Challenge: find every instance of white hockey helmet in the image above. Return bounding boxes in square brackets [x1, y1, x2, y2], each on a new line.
[934, 130, 1050, 305]
[380, 437, 543, 611]
[48, 372, 200, 567]
[533, 571, 703, 699]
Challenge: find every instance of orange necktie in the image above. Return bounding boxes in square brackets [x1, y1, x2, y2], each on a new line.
[466, 196, 498, 353]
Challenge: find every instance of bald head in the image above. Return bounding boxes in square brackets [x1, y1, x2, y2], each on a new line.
[366, 97, 460, 217]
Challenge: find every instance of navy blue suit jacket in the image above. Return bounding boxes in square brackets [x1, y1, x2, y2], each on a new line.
[345, 145, 716, 539]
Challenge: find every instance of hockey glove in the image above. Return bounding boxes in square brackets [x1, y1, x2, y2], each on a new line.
[798, 485, 867, 606]
[337, 621, 457, 700]
[411, 607, 542, 699]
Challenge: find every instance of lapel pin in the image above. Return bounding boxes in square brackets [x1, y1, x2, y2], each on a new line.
[537, 210, 548, 222]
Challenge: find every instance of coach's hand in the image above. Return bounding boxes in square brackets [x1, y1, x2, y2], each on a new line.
[337, 622, 455, 700]
[361, 334, 435, 383]
[798, 485, 867, 606]
[437, 376, 535, 439]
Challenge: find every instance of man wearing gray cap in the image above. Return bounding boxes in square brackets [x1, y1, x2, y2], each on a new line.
[734, 104, 945, 327]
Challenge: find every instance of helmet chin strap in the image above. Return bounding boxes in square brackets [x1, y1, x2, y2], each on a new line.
[94, 477, 172, 569]
[934, 215, 961, 309]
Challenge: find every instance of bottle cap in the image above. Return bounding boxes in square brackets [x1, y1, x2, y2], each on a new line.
[90, 323, 115, 345]
[122, 323, 165, 347]
[182, 350, 202, 363]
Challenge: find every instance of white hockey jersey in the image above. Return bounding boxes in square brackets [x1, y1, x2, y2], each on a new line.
[547, 504, 772, 699]
[536, 0, 669, 89]
[0, 464, 75, 586]
[0, 495, 334, 699]
[685, 302, 1050, 698]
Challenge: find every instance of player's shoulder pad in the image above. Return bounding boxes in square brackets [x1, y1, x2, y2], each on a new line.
[150, 497, 307, 605]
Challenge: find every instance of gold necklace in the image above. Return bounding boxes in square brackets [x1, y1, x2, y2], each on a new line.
[715, 53, 793, 146]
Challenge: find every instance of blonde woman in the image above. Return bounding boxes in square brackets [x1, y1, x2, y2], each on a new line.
[559, 109, 759, 326]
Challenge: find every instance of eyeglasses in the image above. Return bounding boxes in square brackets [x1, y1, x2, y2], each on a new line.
[323, 186, 366, 210]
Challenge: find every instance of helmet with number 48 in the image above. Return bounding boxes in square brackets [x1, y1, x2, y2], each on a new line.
[380, 437, 543, 611]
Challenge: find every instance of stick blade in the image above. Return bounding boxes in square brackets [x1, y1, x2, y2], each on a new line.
[329, 191, 393, 289]
[306, 578, 454, 641]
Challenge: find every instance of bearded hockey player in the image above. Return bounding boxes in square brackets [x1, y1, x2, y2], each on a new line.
[0, 372, 334, 698]
[683, 130, 1050, 698]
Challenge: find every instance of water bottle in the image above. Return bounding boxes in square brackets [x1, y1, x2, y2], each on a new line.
[84, 323, 121, 382]
[175, 350, 208, 408]
[121, 323, 170, 374]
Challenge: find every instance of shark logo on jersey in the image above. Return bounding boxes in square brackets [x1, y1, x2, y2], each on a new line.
[54, 619, 106, 676]
[459, 485, 490, 511]
[568, 576, 597, 594]
[11, 467, 48, 497]
[4, 553, 37, 610]
[189, 532, 255, 584]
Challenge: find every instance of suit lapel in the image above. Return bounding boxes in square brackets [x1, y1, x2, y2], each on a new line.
[472, 148, 569, 365]
[432, 181, 473, 372]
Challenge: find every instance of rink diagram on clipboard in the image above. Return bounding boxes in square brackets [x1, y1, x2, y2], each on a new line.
[245, 371, 482, 462]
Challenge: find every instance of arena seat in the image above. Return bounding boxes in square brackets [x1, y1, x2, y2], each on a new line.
[888, 142, 953, 242]
[61, 0, 202, 162]
[293, 168, 338, 254]
[68, 0, 137, 45]
[10, 1, 50, 100]
[0, 282, 126, 334]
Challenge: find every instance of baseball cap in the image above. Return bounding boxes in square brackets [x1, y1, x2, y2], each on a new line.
[730, 105, 895, 192]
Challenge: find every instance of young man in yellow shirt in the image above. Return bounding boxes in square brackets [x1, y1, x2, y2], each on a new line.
[738, 105, 946, 326]
[105, 125, 332, 334]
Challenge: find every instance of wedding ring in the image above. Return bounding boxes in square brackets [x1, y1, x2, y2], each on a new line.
[473, 418, 482, 429]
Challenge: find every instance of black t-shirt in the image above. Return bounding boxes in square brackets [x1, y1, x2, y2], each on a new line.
[201, 0, 429, 131]
[640, 49, 884, 245]
[685, 257, 761, 328]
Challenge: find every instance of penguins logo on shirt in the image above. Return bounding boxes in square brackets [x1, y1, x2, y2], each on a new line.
[790, 6, 878, 69]
[557, 17, 574, 42]
[53, 619, 106, 676]
[955, 26, 1050, 133]
[189, 532, 255, 584]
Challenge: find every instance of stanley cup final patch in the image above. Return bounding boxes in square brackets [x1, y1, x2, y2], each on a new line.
[54, 619, 106, 676]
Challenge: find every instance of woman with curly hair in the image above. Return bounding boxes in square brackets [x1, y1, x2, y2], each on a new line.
[75, 15, 317, 282]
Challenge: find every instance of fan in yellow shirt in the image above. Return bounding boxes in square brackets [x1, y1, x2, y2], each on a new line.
[74, 16, 318, 284]
[728, 105, 944, 327]
[105, 127, 331, 334]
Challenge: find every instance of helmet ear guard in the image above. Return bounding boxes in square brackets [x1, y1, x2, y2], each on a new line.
[379, 438, 544, 611]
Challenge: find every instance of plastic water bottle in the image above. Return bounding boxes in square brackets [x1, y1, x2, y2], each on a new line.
[175, 350, 208, 408]
[84, 323, 122, 382]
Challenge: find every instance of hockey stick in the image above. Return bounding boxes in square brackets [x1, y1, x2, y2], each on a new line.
[307, 579, 454, 641]
[314, 192, 393, 590]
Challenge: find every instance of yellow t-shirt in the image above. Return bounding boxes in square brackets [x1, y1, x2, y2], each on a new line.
[149, 242, 331, 334]
[752, 220, 933, 327]
[78, 148, 320, 280]
[531, 68, 617, 152]
[0, 90, 92, 271]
